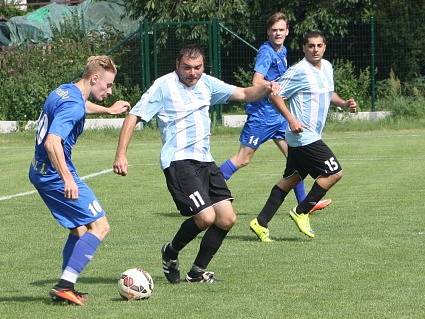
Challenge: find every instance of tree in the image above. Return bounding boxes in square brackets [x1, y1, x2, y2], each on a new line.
[122, 0, 373, 47]
[375, 0, 425, 80]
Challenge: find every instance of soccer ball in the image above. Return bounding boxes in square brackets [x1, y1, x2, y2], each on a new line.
[118, 268, 154, 300]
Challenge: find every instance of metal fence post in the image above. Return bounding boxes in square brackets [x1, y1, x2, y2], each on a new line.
[370, 15, 376, 112]
[140, 21, 151, 92]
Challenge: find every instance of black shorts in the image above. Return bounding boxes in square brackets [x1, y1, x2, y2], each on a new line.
[284, 139, 343, 180]
[163, 160, 233, 216]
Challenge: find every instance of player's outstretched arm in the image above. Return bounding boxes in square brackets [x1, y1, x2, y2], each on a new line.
[230, 81, 279, 102]
[85, 100, 130, 115]
[113, 114, 139, 176]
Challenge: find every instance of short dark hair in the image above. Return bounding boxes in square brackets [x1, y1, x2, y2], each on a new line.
[303, 30, 326, 45]
[176, 44, 205, 63]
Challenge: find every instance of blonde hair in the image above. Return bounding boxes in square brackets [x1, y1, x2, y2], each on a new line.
[82, 55, 117, 79]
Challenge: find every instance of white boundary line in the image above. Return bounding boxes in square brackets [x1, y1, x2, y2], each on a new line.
[0, 168, 114, 202]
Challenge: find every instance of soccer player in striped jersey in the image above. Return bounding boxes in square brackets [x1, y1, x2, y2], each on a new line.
[29, 56, 129, 305]
[113, 44, 280, 283]
[254, 30, 357, 239]
[218, 13, 331, 242]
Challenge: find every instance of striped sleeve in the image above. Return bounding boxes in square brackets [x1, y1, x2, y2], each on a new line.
[278, 65, 302, 99]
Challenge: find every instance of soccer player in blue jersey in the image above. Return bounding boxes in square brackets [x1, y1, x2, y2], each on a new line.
[254, 31, 357, 239]
[113, 44, 279, 283]
[29, 56, 129, 305]
[219, 13, 331, 242]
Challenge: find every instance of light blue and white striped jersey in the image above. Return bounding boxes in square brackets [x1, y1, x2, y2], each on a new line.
[278, 58, 334, 147]
[130, 71, 236, 170]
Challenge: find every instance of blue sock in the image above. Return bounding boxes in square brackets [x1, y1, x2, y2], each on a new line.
[62, 233, 79, 271]
[219, 159, 238, 180]
[63, 232, 101, 277]
[293, 180, 307, 203]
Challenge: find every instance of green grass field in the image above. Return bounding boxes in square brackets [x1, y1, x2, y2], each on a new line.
[1, 127, 424, 318]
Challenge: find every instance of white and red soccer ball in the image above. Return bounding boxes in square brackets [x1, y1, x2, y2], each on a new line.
[118, 268, 154, 300]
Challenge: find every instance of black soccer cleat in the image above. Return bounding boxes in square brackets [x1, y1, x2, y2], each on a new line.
[161, 243, 180, 284]
[185, 271, 216, 283]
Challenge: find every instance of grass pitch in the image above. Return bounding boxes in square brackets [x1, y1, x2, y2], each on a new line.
[0, 127, 424, 318]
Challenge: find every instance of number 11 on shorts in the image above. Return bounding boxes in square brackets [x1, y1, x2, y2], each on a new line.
[189, 191, 205, 208]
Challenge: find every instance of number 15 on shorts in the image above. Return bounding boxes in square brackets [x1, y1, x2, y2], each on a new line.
[324, 157, 339, 172]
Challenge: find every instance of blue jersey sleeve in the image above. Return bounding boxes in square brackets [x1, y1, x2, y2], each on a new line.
[254, 46, 273, 76]
[48, 100, 85, 140]
[130, 80, 163, 122]
[203, 75, 236, 105]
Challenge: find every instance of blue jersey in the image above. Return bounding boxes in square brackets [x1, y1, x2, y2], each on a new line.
[28, 83, 105, 229]
[278, 58, 334, 147]
[245, 41, 288, 117]
[32, 83, 85, 177]
[130, 71, 236, 170]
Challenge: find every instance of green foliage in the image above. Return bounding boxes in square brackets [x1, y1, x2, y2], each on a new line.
[376, 69, 401, 100]
[0, 16, 141, 120]
[375, 0, 425, 81]
[402, 77, 425, 97]
[122, 0, 373, 52]
[0, 3, 27, 19]
[333, 59, 371, 111]
[377, 96, 425, 119]
[125, 0, 254, 32]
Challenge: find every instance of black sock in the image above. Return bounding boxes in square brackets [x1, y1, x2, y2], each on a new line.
[192, 225, 229, 271]
[296, 182, 328, 214]
[56, 279, 74, 290]
[167, 217, 203, 259]
[257, 185, 288, 227]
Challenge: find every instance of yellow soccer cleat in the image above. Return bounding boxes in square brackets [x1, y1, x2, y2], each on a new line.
[249, 218, 273, 242]
[289, 208, 315, 238]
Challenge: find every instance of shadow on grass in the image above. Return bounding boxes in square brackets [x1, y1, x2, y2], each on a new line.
[227, 234, 307, 242]
[30, 276, 116, 287]
[0, 296, 52, 304]
[155, 212, 181, 218]
[31, 274, 167, 287]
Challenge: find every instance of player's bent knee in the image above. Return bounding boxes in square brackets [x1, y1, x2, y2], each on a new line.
[88, 217, 110, 240]
[194, 209, 216, 230]
[224, 213, 237, 229]
[216, 211, 237, 230]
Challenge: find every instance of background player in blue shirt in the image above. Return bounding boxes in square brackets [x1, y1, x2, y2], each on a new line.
[255, 31, 357, 239]
[29, 56, 129, 305]
[219, 12, 331, 242]
[113, 44, 280, 283]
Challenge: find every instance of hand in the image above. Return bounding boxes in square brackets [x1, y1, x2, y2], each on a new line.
[345, 98, 357, 113]
[269, 81, 281, 96]
[63, 176, 79, 199]
[289, 118, 303, 134]
[113, 154, 129, 176]
[108, 100, 130, 115]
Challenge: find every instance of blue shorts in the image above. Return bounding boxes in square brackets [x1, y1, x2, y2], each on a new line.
[29, 166, 105, 229]
[239, 114, 288, 149]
